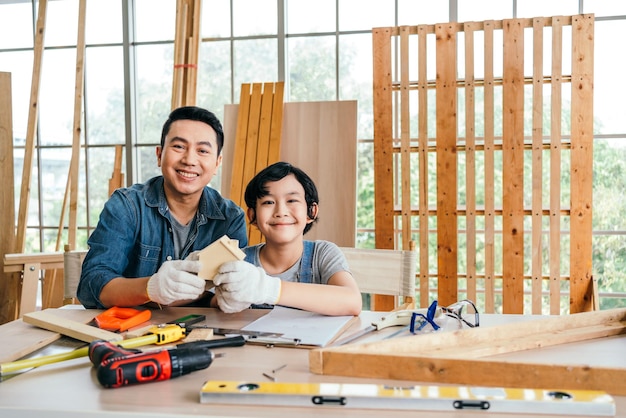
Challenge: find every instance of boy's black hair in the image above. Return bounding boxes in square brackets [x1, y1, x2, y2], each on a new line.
[245, 161, 319, 235]
[160, 106, 224, 155]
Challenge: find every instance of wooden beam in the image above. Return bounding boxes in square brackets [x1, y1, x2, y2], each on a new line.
[0, 72, 18, 324]
[435, 23, 458, 307]
[501, 18, 525, 314]
[16, 0, 47, 253]
[310, 308, 626, 395]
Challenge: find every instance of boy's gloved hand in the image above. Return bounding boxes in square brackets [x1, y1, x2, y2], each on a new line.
[146, 260, 204, 305]
[213, 261, 282, 313]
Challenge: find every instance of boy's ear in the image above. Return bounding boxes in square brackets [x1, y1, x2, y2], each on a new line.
[307, 203, 319, 223]
[246, 207, 257, 224]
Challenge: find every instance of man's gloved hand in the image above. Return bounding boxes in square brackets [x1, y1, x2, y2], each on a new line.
[213, 261, 282, 313]
[146, 260, 204, 305]
[185, 250, 201, 261]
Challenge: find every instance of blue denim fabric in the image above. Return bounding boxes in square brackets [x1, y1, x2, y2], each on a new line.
[76, 176, 248, 309]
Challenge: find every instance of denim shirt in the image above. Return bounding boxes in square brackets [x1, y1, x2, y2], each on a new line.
[76, 176, 248, 309]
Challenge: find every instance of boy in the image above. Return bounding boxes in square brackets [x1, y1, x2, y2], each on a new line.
[212, 162, 362, 316]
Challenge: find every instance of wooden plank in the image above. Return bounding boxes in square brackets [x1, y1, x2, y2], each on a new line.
[0, 319, 61, 363]
[67, 0, 87, 251]
[569, 15, 594, 313]
[229, 83, 252, 207]
[435, 23, 458, 307]
[417, 25, 429, 308]
[501, 18, 525, 314]
[464, 22, 477, 303]
[531, 18, 545, 315]
[248, 83, 277, 245]
[108, 145, 124, 196]
[400, 26, 411, 250]
[372, 28, 394, 251]
[267, 82, 284, 165]
[240, 83, 263, 222]
[171, 0, 187, 109]
[549, 16, 564, 315]
[16, 0, 47, 253]
[483, 21, 496, 313]
[310, 308, 626, 395]
[372, 28, 396, 311]
[23, 309, 122, 343]
[0, 71, 19, 324]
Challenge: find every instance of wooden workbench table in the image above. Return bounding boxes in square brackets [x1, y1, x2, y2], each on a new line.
[0, 307, 623, 417]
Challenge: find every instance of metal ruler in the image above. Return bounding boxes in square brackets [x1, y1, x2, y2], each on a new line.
[200, 380, 615, 416]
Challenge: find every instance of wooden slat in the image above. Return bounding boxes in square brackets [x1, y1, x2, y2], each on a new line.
[464, 22, 477, 303]
[483, 21, 496, 313]
[373, 28, 394, 251]
[372, 28, 396, 311]
[417, 25, 430, 308]
[23, 309, 122, 343]
[569, 15, 595, 313]
[171, 0, 187, 109]
[531, 18, 545, 314]
[435, 23, 458, 307]
[108, 145, 124, 196]
[229, 83, 252, 207]
[400, 26, 411, 250]
[67, 0, 87, 251]
[549, 16, 564, 315]
[0, 72, 19, 324]
[248, 83, 277, 245]
[267, 82, 284, 167]
[16, 0, 47, 253]
[310, 308, 626, 395]
[501, 19, 525, 314]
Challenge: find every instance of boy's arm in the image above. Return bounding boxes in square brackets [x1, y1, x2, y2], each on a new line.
[278, 271, 362, 316]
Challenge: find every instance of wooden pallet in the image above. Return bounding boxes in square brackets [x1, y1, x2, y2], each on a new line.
[310, 308, 626, 395]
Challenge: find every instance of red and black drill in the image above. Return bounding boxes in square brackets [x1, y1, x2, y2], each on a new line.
[88, 336, 244, 388]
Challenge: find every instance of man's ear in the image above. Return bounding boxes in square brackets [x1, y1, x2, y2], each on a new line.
[246, 207, 257, 224]
[156, 146, 162, 167]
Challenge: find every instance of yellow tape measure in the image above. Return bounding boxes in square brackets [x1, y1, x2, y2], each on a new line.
[200, 380, 615, 416]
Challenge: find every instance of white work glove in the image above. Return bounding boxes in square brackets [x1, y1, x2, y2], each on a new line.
[146, 260, 205, 305]
[185, 250, 201, 261]
[213, 261, 282, 313]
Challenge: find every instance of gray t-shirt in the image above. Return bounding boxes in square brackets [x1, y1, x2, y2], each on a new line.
[245, 240, 350, 284]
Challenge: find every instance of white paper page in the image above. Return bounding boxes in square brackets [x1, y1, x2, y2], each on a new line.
[241, 306, 356, 347]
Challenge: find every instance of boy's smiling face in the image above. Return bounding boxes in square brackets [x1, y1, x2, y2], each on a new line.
[249, 173, 318, 244]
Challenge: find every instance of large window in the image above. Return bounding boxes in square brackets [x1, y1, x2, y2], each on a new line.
[0, 0, 624, 309]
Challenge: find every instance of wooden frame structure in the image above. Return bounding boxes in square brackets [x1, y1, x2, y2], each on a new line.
[310, 307, 626, 396]
[373, 15, 594, 314]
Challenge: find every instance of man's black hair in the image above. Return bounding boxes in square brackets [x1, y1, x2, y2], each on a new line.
[160, 106, 224, 155]
[245, 161, 319, 235]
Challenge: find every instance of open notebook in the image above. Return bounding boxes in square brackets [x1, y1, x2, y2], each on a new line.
[241, 306, 356, 348]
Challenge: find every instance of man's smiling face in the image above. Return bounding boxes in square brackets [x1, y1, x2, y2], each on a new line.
[156, 119, 222, 202]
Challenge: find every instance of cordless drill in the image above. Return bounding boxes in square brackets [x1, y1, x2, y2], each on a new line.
[87, 338, 241, 389]
[96, 346, 217, 388]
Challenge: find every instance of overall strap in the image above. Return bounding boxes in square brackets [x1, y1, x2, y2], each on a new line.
[297, 240, 315, 283]
[243, 246, 256, 263]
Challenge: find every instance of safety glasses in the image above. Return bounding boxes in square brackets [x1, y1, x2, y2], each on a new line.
[409, 299, 480, 334]
[441, 299, 480, 328]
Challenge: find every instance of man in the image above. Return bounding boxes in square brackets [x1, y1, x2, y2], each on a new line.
[77, 106, 247, 309]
